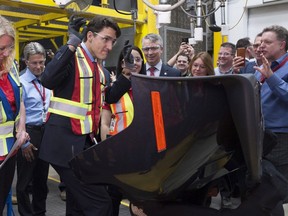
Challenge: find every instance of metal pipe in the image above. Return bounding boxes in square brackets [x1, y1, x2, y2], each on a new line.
[196, 0, 202, 27]
[190, 17, 195, 38]
[142, 0, 185, 12]
[220, 0, 226, 25]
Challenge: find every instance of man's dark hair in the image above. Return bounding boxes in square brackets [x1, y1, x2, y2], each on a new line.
[176, 53, 190, 63]
[221, 42, 236, 55]
[84, 16, 121, 41]
[236, 37, 252, 49]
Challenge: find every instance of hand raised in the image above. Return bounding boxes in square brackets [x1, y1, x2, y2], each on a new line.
[67, 15, 87, 48]
[68, 15, 87, 40]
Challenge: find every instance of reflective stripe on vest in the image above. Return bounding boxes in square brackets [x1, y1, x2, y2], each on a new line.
[109, 92, 134, 135]
[0, 101, 4, 123]
[0, 122, 14, 155]
[0, 121, 14, 156]
[0, 121, 14, 137]
[9, 61, 22, 126]
[49, 97, 89, 120]
[75, 48, 94, 133]
[10, 61, 20, 85]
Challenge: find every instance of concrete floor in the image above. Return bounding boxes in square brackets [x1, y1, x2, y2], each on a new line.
[4, 166, 288, 216]
[4, 166, 130, 216]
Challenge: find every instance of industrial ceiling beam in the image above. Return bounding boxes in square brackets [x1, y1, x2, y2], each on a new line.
[0, 0, 153, 61]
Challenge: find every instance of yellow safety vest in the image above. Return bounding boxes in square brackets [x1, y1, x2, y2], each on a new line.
[0, 62, 21, 156]
[109, 92, 134, 135]
[48, 47, 106, 135]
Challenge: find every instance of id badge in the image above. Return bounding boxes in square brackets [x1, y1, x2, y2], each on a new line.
[42, 111, 47, 123]
[109, 117, 116, 132]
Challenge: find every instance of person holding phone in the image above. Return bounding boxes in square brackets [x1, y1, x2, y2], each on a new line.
[167, 40, 195, 69]
[175, 53, 191, 76]
[232, 37, 254, 74]
[233, 33, 263, 74]
[39, 15, 131, 216]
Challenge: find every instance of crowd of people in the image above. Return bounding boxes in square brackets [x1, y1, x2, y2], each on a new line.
[0, 12, 288, 216]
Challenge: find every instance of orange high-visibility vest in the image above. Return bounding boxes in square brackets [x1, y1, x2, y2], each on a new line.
[109, 92, 134, 135]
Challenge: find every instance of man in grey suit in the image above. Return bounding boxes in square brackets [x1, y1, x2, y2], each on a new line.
[141, 33, 181, 77]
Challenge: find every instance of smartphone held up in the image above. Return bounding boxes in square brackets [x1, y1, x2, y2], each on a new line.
[182, 37, 189, 44]
[236, 47, 246, 67]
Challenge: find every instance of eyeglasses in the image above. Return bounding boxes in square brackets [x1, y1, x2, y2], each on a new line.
[218, 52, 233, 57]
[142, 46, 161, 52]
[93, 32, 117, 47]
[27, 60, 46, 66]
[0, 44, 14, 54]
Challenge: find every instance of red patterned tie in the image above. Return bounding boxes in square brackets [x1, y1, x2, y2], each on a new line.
[149, 66, 155, 76]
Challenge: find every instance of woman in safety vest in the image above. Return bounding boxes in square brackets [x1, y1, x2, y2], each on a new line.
[100, 45, 145, 216]
[0, 15, 29, 214]
[101, 45, 145, 140]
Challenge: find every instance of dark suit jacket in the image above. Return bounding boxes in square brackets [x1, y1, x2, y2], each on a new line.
[39, 45, 131, 167]
[142, 63, 181, 77]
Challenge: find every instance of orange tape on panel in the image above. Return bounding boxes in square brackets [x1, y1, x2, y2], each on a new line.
[151, 91, 167, 152]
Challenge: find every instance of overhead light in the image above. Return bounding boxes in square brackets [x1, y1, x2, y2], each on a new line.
[54, 0, 73, 8]
[154, 4, 171, 28]
[209, 11, 221, 32]
[54, 0, 92, 11]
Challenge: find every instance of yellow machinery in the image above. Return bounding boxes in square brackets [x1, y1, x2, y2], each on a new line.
[0, 0, 159, 62]
[0, 0, 229, 67]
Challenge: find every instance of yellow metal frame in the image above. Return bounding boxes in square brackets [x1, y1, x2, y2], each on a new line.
[0, 0, 159, 61]
[213, 32, 228, 67]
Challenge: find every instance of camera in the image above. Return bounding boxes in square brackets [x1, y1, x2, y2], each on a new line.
[122, 41, 134, 70]
[45, 49, 54, 59]
[181, 37, 189, 44]
[45, 49, 51, 54]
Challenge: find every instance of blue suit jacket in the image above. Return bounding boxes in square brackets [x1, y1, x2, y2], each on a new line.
[240, 61, 257, 74]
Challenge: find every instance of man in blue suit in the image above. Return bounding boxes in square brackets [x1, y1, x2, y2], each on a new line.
[141, 33, 181, 77]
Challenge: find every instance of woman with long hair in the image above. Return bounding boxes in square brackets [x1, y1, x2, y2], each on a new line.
[0, 15, 29, 214]
[189, 51, 215, 76]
